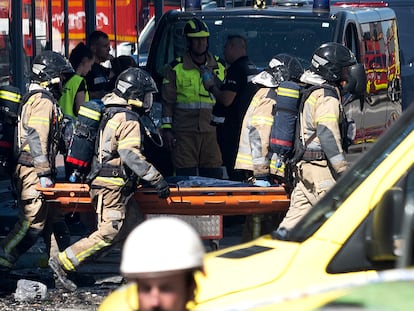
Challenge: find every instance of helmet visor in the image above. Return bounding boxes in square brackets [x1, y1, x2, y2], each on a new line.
[129, 92, 154, 112]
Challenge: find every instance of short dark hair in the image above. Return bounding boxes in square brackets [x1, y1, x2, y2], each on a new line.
[226, 34, 247, 49]
[87, 30, 109, 47]
[69, 42, 93, 70]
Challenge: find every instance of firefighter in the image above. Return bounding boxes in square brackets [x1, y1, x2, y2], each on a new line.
[273, 42, 362, 236]
[235, 53, 304, 186]
[49, 67, 171, 291]
[161, 17, 226, 178]
[98, 217, 205, 311]
[0, 51, 73, 273]
[235, 54, 304, 241]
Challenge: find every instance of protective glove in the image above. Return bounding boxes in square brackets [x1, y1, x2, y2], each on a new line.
[154, 178, 170, 199]
[40, 176, 54, 188]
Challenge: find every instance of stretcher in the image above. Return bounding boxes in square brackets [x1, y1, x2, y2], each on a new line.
[38, 182, 290, 240]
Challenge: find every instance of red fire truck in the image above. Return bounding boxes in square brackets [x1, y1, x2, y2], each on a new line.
[18, 0, 181, 56]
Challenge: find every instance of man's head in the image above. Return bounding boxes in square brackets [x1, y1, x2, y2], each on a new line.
[184, 18, 210, 57]
[69, 42, 94, 76]
[223, 34, 247, 65]
[114, 67, 157, 114]
[31, 50, 74, 98]
[121, 217, 205, 311]
[87, 30, 111, 63]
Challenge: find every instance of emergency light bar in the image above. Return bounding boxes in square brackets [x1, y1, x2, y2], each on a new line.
[332, 1, 388, 7]
[185, 0, 201, 11]
[313, 0, 330, 13]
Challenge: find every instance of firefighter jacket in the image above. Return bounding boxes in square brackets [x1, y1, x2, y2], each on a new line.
[161, 51, 225, 132]
[90, 93, 164, 190]
[300, 85, 348, 175]
[235, 87, 275, 177]
[59, 73, 89, 118]
[17, 84, 63, 178]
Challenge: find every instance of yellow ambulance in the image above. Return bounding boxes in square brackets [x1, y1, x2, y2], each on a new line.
[193, 93, 414, 310]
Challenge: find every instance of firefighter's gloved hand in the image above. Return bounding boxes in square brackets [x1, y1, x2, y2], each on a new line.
[154, 179, 170, 198]
[40, 176, 54, 188]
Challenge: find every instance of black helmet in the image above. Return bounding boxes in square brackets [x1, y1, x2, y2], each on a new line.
[310, 42, 357, 82]
[267, 53, 304, 83]
[342, 63, 367, 98]
[31, 50, 74, 85]
[183, 18, 210, 38]
[114, 67, 158, 111]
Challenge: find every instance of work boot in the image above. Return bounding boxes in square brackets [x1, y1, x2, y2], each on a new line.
[48, 256, 77, 292]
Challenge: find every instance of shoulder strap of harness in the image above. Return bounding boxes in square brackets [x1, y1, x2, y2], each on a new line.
[290, 83, 339, 163]
[17, 89, 62, 151]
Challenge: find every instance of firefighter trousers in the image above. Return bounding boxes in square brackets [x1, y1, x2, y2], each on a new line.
[0, 164, 69, 268]
[278, 160, 336, 230]
[57, 187, 143, 271]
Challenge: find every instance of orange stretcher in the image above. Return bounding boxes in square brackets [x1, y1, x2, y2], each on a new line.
[38, 183, 290, 240]
[37, 183, 290, 216]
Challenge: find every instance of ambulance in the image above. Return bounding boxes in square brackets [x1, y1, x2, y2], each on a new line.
[193, 69, 414, 311]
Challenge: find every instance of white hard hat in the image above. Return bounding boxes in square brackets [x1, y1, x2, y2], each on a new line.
[120, 217, 205, 278]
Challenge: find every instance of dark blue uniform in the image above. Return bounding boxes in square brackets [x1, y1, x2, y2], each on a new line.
[214, 56, 259, 181]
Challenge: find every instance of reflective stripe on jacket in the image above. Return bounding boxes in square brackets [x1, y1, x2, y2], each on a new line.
[235, 87, 274, 176]
[301, 86, 347, 174]
[18, 87, 62, 177]
[90, 93, 164, 189]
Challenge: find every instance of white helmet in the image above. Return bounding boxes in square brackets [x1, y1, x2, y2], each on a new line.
[121, 217, 205, 278]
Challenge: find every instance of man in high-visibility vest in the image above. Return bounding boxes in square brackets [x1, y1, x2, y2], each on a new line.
[161, 18, 226, 178]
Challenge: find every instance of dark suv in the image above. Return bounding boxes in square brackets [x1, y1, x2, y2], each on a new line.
[145, 1, 402, 162]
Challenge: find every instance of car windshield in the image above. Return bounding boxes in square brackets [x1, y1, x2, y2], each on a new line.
[288, 103, 414, 242]
[207, 16, 336, 69]
[153, 14, 336, 75]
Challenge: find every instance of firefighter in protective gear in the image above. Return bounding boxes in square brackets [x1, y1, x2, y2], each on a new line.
[274, 42, 359, 235]
[98, 217, 205, 311]
[0, 51, 73, 273]
[49, 67, 170, 291]
[161, 17, 226, 178]
[235, 54, 304, 241]
[235, 54, 304, 185]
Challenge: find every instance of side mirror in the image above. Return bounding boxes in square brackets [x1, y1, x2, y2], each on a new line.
[366, 187, 404, 261]
[397, 169, 414, 268]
